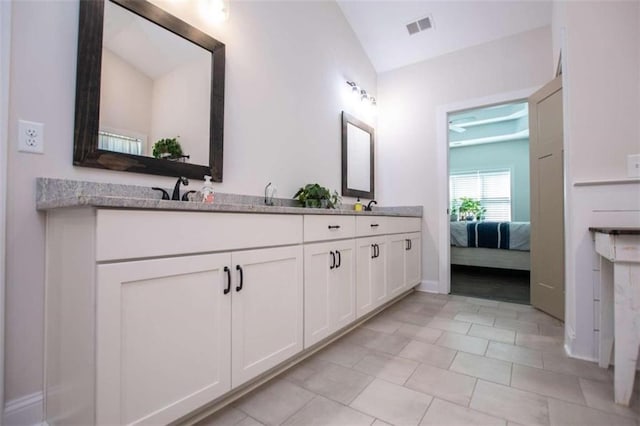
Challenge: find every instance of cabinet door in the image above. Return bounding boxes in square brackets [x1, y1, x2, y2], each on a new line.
[304, 240, 356, 347]
[330, 239, 356, 331]
[405, 232, 422, 288]
[96, 253, 232, 426]
[356, 237, 387, 318]
[231, 245, 303, 387]
[304, 242, 333, 347]
[387, 234, 407, 299]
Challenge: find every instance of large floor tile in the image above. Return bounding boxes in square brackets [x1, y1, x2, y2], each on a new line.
[350, 378, 433, 426]
[361, 331, 412, 355]
[517, 311, 562, 327]
[282, 395, 374, 426]
[470, 380, 550, 425]
[395, 323, 443, 344]
[547, 397, 636, 426]
[353, 352, 419, 385]
[579, 378, 640, 419]
[511, 364, 586, 405]
[498, 302, 536, 313]
[427, 317, 472, 334]
[541, 351, 613, 382]
[485, 341, 543, 368]
[440, 301, 480, 314]
[314, 340, 371, 368]
[421, 398, 506, 426]
[236, 417, 264, 426]
[516, 333, 564, 353]
[362, 316, 405, 334]
[236, 380, 315, 426]
[449, 352, 512, 385]
[465, 297, 501, 308]
[478, 306, 518, 319]
[405, 363, 477, 407]
[398, 340, 457, 369]
[468, 324, 516, 344]
[435, 331, 489, 355]
[494, 318, 539, 334]
[388, 309, 434, 326]
[297, 362, 373, 404]
[538, 324, 565, 337]
[454, 312, 496, 326]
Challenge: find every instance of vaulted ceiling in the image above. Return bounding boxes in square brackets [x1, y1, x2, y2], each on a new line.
[337, 0, 552, 73]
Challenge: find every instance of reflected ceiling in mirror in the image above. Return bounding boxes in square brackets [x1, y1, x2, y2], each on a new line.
[342, 111, 375, 199]
[74, 0, 225, 181]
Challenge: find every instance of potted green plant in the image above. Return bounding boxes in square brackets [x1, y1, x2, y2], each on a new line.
[152, 137, 184, 160]
[450, 201, 459, 222]
[293, 183, 341, 209]
[457, 197, 485, 221]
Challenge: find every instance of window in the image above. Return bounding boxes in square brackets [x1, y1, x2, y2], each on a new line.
[450, 169, 512, 221]
[98, 131, 143, 155]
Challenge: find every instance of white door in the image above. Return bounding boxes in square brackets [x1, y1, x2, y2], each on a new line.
[304, 240, 356, 347]
[304, 241, 333, 347]
[231, 245, 303, 387]
[96, 253, 232, 425]
[405, 232, 422, 288]
[356, 237, 387, 318]
[330, 239, 356, 330]
[387, 234, 407, 298]
[529, 76, 565, 320]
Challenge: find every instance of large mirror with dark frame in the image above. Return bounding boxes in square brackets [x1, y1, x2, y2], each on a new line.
[341, 111, 375, 199]
[73, 0, 225, 181]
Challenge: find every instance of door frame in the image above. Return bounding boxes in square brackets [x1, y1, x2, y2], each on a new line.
[435, 87, 540, 295]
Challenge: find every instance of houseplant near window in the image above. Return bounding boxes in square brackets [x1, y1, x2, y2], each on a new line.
[457, 197, 486, 221]
[293, 183, 341, 209]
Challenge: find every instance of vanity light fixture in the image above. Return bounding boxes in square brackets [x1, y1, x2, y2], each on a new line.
[346, 81, 377, 108]
[200, 0, 229, 23]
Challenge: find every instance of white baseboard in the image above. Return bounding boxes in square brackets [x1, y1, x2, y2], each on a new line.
[3, 391, 43, 426]
[415, 280, 440, 293]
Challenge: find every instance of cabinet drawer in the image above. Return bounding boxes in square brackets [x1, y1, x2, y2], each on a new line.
[356, 216, 388, 237]
[96, 210, 302, 261]
[304, 215, 355, 242]
[386, 217, 421, 235]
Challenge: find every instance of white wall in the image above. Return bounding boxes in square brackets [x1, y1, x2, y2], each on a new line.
[377, 26, 552, 289]
[5, 0, 375, 411]
[553, 0, 640, 361]
[150, 56, 211, 165]
[100, 48, 153, 142]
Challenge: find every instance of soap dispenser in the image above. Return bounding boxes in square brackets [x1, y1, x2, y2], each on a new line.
[354, 197, 363, 212]
[201, 175, 215, 204]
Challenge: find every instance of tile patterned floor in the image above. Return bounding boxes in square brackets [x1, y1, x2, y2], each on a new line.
[197, 292, 640, 426]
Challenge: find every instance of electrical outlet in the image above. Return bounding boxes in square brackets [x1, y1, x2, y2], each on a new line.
[628, 154, 640, 178]
[18, 120, 44, 154]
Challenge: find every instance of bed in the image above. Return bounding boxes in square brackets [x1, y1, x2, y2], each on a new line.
[450, 221, 531, 271]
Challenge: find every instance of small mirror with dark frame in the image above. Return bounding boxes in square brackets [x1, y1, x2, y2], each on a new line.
[73, 0, 225, 181]
[342, 111, 375, 199]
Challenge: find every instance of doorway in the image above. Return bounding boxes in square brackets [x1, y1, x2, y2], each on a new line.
[447, 100, 531, 304]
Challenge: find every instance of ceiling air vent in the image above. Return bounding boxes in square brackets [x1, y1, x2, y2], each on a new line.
[406, 15, 434, 36]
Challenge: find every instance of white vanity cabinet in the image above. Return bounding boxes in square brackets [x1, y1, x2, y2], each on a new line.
[356, 236, 388, 318]
[303, 216, 356, 348]
[45, 209, 303, 426]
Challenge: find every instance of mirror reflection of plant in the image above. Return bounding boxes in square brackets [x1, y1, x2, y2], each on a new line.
[152, 137, 183, 159]
[293, 183, 341, 209]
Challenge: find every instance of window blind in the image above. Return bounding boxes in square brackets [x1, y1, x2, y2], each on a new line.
[450, 169, 512, 221]
[98, 131, 143, 156]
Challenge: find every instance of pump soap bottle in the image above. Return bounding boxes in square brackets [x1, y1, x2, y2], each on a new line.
[354, 197, 363, 212]
[201, 175, 215, 204]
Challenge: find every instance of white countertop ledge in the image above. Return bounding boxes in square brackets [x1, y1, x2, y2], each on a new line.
[35, 178, 422, 217]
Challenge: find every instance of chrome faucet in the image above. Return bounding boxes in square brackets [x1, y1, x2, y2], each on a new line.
[365, 200, 377, 211]
[172, 176, 189, 201]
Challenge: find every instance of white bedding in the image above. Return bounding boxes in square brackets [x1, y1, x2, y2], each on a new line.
[450, 221, 530, 251]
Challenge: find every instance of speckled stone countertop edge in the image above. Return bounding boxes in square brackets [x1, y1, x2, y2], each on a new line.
[588, 227, 640, 235]
[36, 178, 423, 217]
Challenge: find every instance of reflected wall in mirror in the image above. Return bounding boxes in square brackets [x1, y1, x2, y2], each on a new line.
[74, 0, 225, 181]
[341, 111, 375, 199]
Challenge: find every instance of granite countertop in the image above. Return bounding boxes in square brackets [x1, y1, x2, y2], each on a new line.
[589, 227, 640, 235]
[36, 178, 422, 217]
